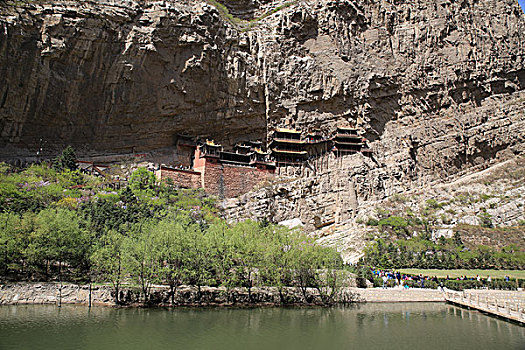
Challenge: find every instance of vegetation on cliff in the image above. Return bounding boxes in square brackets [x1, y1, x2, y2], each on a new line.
[359, 169, 525, 271]
[206, 0, 297, 31]
[360, 234, 525, 270]
[0, 160, 343, 304]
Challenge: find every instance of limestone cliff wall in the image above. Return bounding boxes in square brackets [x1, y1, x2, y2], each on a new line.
[1, 0, 268, 159]
[1, 0, 524, 163]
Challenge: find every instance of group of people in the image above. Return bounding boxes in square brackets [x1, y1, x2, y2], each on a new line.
[372, 269, 513, 290]
[372, 269, 438, 289]
[452, 275, 492, 283]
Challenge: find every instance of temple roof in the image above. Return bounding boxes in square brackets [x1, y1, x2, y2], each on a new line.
[275, 128, 301, 134]
[253, 147, 267, 155]
[337, 126, 358, 131]
[205, 139, 221, 147]
[272, 149, 308, 155]
[271, 138, 306, 144]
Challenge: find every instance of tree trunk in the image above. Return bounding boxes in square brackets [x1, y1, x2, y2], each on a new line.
[115, 284, 119, 304]
[247, 271, 252, 303]
[88, 282, 92, 308]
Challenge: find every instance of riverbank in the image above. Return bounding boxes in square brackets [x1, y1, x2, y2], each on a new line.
[0, 282, 447, 306]
[0, 283, 353, 306]
[4, 283, 523, 307]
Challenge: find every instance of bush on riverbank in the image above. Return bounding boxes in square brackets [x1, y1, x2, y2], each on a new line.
[371, 276, 524, 290]
[442, 279, 523, 291]
[360, 236, 525, 270]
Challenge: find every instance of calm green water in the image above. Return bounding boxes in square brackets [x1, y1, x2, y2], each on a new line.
[0, 303, 523, 350]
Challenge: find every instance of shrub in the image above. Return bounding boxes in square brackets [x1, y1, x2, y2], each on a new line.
[425, 199, 443, 209]
[53, 146, 78, 172]
[391, 193, 408, 203]
[366, 217, 379, 226]
[443, 279, 521, 291]
[478, 210, 493, 228]
[378, 216, 409, 236]
[479, 194, 493, 201]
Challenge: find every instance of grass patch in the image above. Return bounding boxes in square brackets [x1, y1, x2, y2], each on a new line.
[206, 0, 297, 31]
[398, 269, 525, 279]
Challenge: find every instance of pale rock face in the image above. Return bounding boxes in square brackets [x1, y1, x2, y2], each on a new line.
[458, 215, 483, 226]
[278, 218, 304, 229]
[1, 0, 524, 258]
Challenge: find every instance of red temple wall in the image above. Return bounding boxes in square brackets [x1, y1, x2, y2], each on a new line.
[201, 161, 274, 198]
[156, 168, 201, 189]
[159, 148, 275, 198]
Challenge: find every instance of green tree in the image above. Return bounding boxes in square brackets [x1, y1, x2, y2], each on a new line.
[128, 168, 156, 198]
[153, 214, 202, 304]
[227, 221, 265, 302]
[0, 212, 26, 274]
[378, 216, 409, 237]
[258, 224, 295, 304]
[453, 231, 463, 247]
[123, 220, 162, 304]
[53, 146, 78, 172]
[478, 210, 493, 228]
[91, 229, 126, 304]
[27, 208, 90, 276]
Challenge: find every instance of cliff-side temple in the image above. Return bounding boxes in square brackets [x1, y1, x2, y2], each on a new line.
[156, 126, 372, 198]
[332, 127, 371, 155]
[270, 128, 308, 166]
[156, 139, 275, 198]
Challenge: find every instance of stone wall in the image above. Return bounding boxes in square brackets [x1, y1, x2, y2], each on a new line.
[6, 283, 525, 306]
[354, 288, 445, 303]
[157, 147, 275, 197]
[193, 156, 275, 198]
[156, 167, 202, 189]
[0, 283, 114, 306]
[203, 162, 274, 198]
[0, 283, 360, 306]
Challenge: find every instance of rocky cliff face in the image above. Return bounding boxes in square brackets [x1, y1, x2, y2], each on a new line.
[1, 0, 524, 258]
[1, 0, 269, 159]
[1, 0, 524, 159]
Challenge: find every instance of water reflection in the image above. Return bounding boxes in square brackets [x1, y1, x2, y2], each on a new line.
[1, 303, 524, 350]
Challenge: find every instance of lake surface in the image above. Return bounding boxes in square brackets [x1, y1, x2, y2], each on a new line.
[0, 303, 523, 349]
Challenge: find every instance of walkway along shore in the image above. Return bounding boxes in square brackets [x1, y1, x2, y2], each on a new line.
[444, 289, 525, 325]
[1, 282, 445, 306]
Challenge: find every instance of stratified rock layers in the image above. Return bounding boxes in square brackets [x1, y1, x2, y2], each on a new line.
[0, 1, 268, 158]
